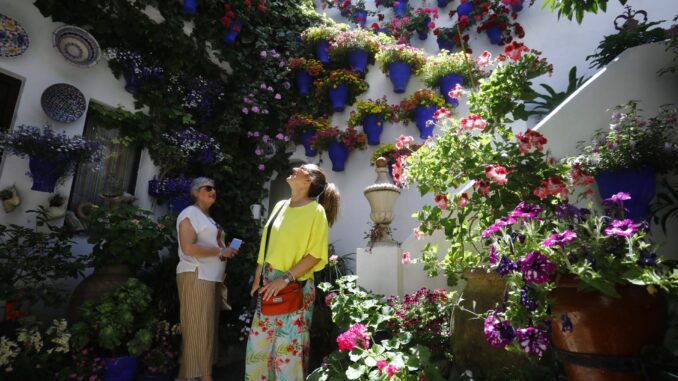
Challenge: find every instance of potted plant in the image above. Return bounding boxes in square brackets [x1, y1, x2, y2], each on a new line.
[375, 0, 409, 17]
[301, 23, 349, 65]
[375, 44, 427, 93]
[148, 176, 193, 212]
[329, 29, 382, 75]
[475, 1, 526, 45]
[433, 27, 459, 51]
[288, 57, 324, 96]
[421, 50, 481, 107]
[323, 0, 372, 27]
[314, 69, 369, 112]
[567, 101, 678, 221]
[71, 278, 157, 381]
[0, 185, 20, 213]
[397, 89, 446, 138]
[67, 204, 171, 321]
[480, 198, 678, 380]
[45, 193, 66, 221]
[371, 142, 421, 179]
[103, 49, 164, 95]
[137, 320, 181, 381]
[159, 127, 226, 168]
[285, 114, 332, 157]
[219, 0, 269, 45]
[347, 97, 398, 145]
[309, 127, 367, 171]
[0, 124, 103, 193]
[402, 7, 439, 41]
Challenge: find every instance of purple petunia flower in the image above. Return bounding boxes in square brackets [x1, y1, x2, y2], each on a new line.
[496, 255, 518, 276]
[489, 244, 498, 265]
[638, 252, 657, 267]
[516, 326, 550, 356]
[604, 219, 638, 237]
[605, 192, 631, 203]
[542, 230, 577, 248]
[520, 287, 538, 311]
[484, 313, 516, 348]
[510, 202, 543, 219]
[518, 251, 556, 284]
[482, 217, 517, 238]
[561, 314, 573, 333]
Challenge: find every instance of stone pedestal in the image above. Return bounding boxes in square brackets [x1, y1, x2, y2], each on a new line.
[356, 244, 403, 297]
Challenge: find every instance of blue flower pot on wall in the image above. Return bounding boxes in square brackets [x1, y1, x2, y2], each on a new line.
[168, 194, 192, 213]
[456, 2, 474, 18]
[295, 70, 312, 96]
[348, 49, 369, 75]
[511, 0, 525, 12]
[486, 26, 503, 44]
[387, 61, 411, 93]
[300, 130, 318, 157]
[362, 115, 383, 145]
[29, 155, 66, 193]
[315, 40, 330, 65]
[223, 21, 243, 45]
[328, 142, 349, 172]
[438, 0, 449, 7]
[121, 67, 142, 95]
[417, 18, 430, 40]
[439, 73, 463, 107]
[413, 106, 437, 139]
[437, 35, 455, 51]
[596, 167, 656, 222]
[328, 84, 349, 112]
[183, 0, 197, 15]
[103, 355, 140, 381]
[393, 0, 408, 17]
[354, 9, 368, 27]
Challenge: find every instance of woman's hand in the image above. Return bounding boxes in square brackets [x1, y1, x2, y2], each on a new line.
[250, 283, 260, 297]
[219, 247, 238, 261]
[259, 277, 288, 301]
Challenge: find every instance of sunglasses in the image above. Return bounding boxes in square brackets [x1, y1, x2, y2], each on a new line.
[199, 185, 216, 192]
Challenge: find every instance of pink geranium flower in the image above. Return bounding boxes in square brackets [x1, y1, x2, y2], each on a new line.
[402, 251, 411, 264]
[485, 164, 508, 185]
[435, 194, 449, 210]
[448, 84, 463, 100]
[476, 51, 492, 70]
[395, 134, 414, 149]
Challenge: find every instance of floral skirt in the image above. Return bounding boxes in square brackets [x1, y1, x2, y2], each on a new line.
[245, 265, 315, 381]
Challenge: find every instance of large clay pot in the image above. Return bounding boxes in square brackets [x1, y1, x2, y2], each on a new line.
[68, 264, 133, 322]
[453, 271, 552, 379]
[550, 277, 666, 381]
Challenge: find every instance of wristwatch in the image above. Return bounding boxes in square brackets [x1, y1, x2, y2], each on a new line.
[281, 273, 291, 284]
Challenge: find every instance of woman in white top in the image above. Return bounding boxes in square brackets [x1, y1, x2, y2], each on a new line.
[176, 177, 238, 381]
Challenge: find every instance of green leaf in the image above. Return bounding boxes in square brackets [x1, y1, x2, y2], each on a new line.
[346, 364, 367, 380]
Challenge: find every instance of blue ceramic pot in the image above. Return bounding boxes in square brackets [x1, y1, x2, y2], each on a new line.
[183, 0, 197, 15]
[223, 21, 243, 45]
[512, 0, 524, 12]
[413, 106, 437, 139]
[315, 40, 330, 65]
[300, 129, 318, 157]
[417, 17, 430, 40]
[121, 67, 142, 95]
[354, 9, 367, 27]
[328, 142, 349, 171]
[439, 73, 463, 107]
[103, 356, 140, 381]
[295, 70, 312, 96]
[29, 155, 66, 193]
[168, 194, 192, 213]
[362, 114, 383, 145]
[456, 2, 474, 18]
[328, 84, 349, 112]
[596, 167, 656, 222]
[486, 25, 503, 44]
[393, 0, 408, 17]
[387, 61, 411, 94]
[348, 49, 369, 74]
[437, 35, 455, 51]
[437, 0, 449, 7]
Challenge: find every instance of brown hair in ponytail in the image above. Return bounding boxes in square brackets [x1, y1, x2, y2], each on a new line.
[303, 164, 340, 227]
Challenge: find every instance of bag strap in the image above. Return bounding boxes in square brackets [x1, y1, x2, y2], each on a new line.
[260, 201, 286, 287]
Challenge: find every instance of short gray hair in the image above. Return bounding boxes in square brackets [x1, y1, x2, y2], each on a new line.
[191, 177, 214, 191]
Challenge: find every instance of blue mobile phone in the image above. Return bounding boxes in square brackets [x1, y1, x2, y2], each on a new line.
[230, 238, 242, 250]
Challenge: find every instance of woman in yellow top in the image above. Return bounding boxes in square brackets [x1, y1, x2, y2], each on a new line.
[245, 163, 339, 381]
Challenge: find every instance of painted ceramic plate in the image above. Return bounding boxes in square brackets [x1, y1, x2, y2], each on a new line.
[53, 25, 101, 67]
[41, 83, 87, 123]
[0, 14, 29, 57]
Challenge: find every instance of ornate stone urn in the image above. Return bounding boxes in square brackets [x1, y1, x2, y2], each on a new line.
[363, 157, 400, 245]
[1, 186, 21, 213]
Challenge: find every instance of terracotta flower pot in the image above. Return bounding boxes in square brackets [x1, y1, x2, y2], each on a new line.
[550, 276, 667, 381]
[67, 264, 133, 322]
[1, 186, 21, 213]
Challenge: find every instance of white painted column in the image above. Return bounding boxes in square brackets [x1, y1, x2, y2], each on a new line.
[356, 244, 402, 297]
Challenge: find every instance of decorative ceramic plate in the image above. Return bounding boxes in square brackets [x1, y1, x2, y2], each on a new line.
[52, 25, 101, 67]
[0, 14, 30, 57]
[41, 83, 87, 123]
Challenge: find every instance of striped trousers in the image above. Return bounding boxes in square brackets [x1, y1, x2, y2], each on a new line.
[177, 270, 220, 379]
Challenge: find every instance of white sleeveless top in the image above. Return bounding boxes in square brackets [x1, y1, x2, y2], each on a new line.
[175, 205, 226, 282]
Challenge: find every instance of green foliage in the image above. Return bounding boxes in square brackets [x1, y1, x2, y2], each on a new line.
[541, 0, 627, 24]
[525, 66, 587, 118]
[586, 21, 668, 69]
[86, 203, 173, 269]
[329, 29, 382, 63]
[301, 23, 349, 49]
[375, 44, 427, 75]
[314, 69, 369, 110]
[347, 97, 398, 128]
[70, 278, 157, 357]
[319, 276, 394, 332]
[420, 50, 481, 88]
[0, 208, 86, 307]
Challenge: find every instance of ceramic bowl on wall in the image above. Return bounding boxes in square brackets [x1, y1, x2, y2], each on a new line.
[0, 13, 30, 57]
[41, 83, 87, 123]
[52, 25, 101, 67]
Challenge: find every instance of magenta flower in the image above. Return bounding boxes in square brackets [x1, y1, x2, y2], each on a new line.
[325, 291, 337, 306]
[542, 230, 577, 248]
[604, 219, 638, 237]
[489, 244, 498, 265]
[482, 217, 517, 238]
[274, 93, 282, 100]
[402, 251, 411, 265]
[605, 192, 631, 203]
[510, 202, 543, 219]
[516, 326, 550, 356]
[242, 107, 249, 114]
[518, 251, 556, 284]
[337, 323, 370, 352]
[376, 360, 388, 371]
[484, 312, 516, 348]
[258, 164, 265, 171]
[252, 106, 260, 113]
